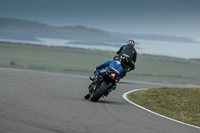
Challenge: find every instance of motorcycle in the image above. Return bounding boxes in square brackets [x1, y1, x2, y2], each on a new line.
[84, 71, 118, 102]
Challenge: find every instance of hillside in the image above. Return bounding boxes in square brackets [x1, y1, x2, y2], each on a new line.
[110, 32, 197, 43]
[0, 17, 197, 43]
[0, 17, 125, 42]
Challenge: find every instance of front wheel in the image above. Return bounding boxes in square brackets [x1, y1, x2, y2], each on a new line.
[90, 81, 108, 102]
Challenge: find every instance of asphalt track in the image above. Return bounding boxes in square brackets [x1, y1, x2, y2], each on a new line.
[0, 68, 199, 133]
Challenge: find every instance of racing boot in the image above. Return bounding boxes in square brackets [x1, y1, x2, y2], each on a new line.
[92, 75, 100, 83]
[104, 89, 112, 97]
[89, 74, 99, 83]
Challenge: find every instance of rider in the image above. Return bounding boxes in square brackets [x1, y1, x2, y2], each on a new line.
[113, 40, 137, 77]
[91, 57, 126, 96]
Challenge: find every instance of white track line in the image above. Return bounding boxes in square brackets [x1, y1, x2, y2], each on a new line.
[122, 88, 200, 130]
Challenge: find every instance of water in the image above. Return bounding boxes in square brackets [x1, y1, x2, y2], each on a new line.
[1, 38, 199, 59]
[135, 39, 200, 59]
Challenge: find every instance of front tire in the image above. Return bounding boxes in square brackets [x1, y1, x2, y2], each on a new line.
[90, 81, 108, 102]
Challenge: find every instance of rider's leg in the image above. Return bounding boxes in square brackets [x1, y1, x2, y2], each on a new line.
[127, 57, 135, 71]
[93, 69, 107, 82]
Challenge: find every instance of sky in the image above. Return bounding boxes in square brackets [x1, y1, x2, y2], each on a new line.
[0, 0, 200, 41]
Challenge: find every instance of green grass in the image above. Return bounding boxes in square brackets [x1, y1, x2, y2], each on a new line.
[0, 42, 113, 75]
[1, 41, 200, 85]
[131, 55, 200, 85]
[129, 87, 200, 127]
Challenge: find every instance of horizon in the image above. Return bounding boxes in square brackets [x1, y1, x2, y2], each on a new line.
[0, 0, 200, 42]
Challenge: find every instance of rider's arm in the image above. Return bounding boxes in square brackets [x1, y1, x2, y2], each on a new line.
[96, 60, 111, 69]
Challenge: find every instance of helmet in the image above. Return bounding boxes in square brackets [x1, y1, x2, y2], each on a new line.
[127, 40, 135, 47]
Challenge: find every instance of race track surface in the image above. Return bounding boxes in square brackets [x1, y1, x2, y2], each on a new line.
[0, 68, 199, 133]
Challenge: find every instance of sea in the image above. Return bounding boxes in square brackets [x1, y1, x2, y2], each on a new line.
[1, 38, 200, 59]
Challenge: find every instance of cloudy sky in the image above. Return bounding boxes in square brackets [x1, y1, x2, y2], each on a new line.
[0, 0, 200, 41]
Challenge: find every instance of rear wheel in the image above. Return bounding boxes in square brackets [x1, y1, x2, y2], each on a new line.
[90, 81, 108, 102]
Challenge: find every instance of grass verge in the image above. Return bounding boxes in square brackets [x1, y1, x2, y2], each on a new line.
[129, 87, 200, 127]
[0, 41, 200, 86]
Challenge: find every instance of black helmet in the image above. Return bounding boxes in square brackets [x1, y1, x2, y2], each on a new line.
[127, 40, 135, 47]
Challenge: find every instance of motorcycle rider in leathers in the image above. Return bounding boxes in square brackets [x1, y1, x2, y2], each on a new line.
[113, 40, 137, 78]
[92, 58, 126, 96]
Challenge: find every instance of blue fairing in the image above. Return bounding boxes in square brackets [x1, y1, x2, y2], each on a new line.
[96, 60, 123, 81]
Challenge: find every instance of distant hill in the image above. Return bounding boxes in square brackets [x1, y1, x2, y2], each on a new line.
[0, 17, 197, 43]
[0, 17, 125, 42]
[110, 32, 197, 43]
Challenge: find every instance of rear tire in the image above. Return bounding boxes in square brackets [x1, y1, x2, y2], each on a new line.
[90, 81, 108, 102]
